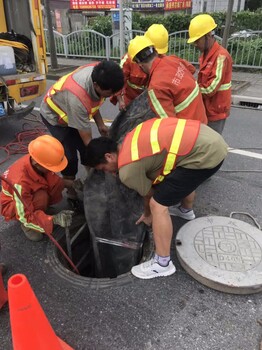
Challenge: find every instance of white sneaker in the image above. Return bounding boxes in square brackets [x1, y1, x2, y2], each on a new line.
[169, 206, 195, 220]
[131, 259, 176, 279]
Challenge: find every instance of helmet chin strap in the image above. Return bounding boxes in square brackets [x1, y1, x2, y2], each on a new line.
[203, 35, 209, 57]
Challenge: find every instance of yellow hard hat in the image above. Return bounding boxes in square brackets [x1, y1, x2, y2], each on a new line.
[145, 24, 168, 54]
[187, 14, 217, 43]
[128, 35, 154, 62]
[28, 135, 68, 172]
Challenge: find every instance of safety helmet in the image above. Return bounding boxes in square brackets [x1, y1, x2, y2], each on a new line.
[128, 35, 155, 62]
[145, 24, 168, 54]
[28, 135, 68, 172]
[187, 14, 217, 43]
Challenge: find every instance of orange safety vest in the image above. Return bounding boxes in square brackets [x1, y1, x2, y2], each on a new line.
[118, 118, 200, 184]
[44, 64, 105, 125]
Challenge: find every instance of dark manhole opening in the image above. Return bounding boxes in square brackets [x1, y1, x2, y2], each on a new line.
[53, 214, 153, 281]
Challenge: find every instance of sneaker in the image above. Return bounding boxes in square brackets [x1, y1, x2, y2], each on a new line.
[169, 206, 195, 220]
[21, 224, 43, 242]
[131, 258, 176, 279]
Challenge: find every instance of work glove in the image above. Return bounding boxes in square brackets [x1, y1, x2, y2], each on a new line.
[72, 178, 84, 192]
[53, 210, 74, 228]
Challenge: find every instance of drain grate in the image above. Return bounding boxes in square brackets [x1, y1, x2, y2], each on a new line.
[239, 101, 262, 109]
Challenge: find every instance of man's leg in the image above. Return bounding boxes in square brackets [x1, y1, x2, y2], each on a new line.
[150, 199, 173, 257]
[131, 198, 176, 280]
[21, 190, 49, 242]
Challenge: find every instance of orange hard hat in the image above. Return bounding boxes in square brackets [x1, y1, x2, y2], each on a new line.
[28, 135, 68, 172]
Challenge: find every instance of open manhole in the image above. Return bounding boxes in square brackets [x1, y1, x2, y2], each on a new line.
[46, 215, 153, 289]
[47, 90, 156, 289]
[46, 171, 154, 289]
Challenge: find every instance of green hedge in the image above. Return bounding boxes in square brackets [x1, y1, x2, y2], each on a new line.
[88, 9, 262, 36]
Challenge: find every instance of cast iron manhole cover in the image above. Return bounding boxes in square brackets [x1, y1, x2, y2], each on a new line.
[176, 216, 262, 294]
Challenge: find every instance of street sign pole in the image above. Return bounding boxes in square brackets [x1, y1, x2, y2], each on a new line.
[119, 0, 124, 58]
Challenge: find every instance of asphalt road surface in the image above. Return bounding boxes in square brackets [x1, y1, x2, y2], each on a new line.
[0, 82, 262, 350]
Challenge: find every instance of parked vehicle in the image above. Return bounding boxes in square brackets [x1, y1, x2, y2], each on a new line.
[230, 29, 258, 38]
[0, 0, 47, 120]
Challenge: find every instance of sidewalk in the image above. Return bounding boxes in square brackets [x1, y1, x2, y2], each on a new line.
[47, 57, 262, 107]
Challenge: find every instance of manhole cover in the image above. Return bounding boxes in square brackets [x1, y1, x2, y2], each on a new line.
[175, 216, 262, 294]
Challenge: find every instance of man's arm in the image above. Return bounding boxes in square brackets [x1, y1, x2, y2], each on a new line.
[93, 110, 109, 136]
[136, 189, 154, 226]
[78, 129, 92, 146]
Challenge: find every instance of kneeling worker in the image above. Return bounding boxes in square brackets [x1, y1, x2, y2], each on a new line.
[0, 135, 75, 242]
[85, 118, 228, 279]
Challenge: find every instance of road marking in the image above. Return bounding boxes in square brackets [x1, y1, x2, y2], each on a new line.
[228, 148, 262, 160]
[22, 105, 262, 159]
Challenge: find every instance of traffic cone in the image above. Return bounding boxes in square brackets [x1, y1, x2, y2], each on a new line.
[0, 271, 8, 309]
[8, 274, 74, 350]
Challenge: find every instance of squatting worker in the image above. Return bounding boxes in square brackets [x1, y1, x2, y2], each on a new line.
[128, 35, 208, 221]
[188, 14, 233, 134]
[0, 135, 79, 242]
[40, 60, 124, 200]
[85, 118, 228, 279]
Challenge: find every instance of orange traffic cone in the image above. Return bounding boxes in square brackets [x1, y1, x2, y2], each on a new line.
[0, 271, 8, 309]
[8, 274, 74, 350]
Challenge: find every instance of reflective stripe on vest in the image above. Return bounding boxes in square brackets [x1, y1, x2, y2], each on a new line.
[13, 184, 45, 233]
[127, 79, 146, 91]
[153, 119, 186, 183]
[200, 55, 230, 95]
[175, 81, 199, 114]
[218, 82, 232, 91]
[120, 54, 129, 68]
[118, 118, 200, 184]
[148, 89, 168, 118]
[148, 81, 200, 118]
[45, 64, 104, 125]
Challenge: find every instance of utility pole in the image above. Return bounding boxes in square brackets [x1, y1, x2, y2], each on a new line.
[44, 0, 58, 69]
[119, 0, 124, 58]
[222, 0, 234, 48]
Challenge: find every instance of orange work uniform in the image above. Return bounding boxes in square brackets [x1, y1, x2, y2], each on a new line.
[0, 155, 64, 235]
[110, 54, 148, 106]
[198, 41, 233, 122]
[147, 56, 207, 124]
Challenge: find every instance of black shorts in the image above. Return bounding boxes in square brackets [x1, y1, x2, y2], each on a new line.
[153, 161, 224, 207]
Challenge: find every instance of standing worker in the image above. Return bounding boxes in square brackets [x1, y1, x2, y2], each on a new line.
[40, 60, 124, 200]
[145, 24, 196, 75]
[128, 36, 207, 124]
[0, 135, 77, 241]
[84, 118, 228, 279]
[187, 14, 233, 134]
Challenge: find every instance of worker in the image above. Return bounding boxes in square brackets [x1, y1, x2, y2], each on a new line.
[84, 118, 228, 279]
[187, 14, 233, 134]
[128, 35, 208, 220]
[40, 60, 124, 200]
[145, 24, 196, 75]
[111, 24, 169, 111]
[0, 135, 78, 242]
[128, 36, 207, 124]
